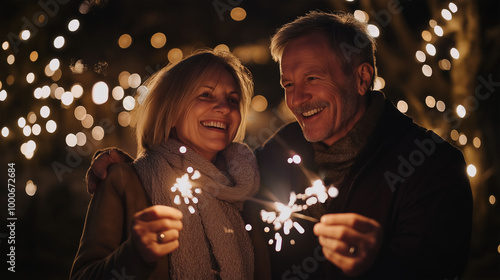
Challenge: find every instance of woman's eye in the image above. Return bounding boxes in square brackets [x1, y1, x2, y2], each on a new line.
[199, 92, 210, 98]
[229, 97, 240, 104]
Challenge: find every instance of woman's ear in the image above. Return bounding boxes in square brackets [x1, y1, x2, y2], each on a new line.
[356, 63, 374, 96]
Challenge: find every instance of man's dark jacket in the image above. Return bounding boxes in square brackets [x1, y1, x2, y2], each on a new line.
[245, 97, 472, 279]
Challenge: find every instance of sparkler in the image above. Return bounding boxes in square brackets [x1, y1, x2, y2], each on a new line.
[259, 179, 338, 252]
[170, 146, 202, 214]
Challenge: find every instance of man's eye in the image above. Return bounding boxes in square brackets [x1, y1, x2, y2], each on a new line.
[307, 77, 318, 81]
[283, 82, 293, 88]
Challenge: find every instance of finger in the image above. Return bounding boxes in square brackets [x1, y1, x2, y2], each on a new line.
[157, 240, 180, 255]
[320, 213, 380, 233]
[322, 247, 357, 276]
[317, 236, 352, 257]
[146, 218, 183, 232]
[93, 150, 118, 179]
[136, 205, 183, 222]
[314, 223, 366, 246]
[86, 170, 99, 194]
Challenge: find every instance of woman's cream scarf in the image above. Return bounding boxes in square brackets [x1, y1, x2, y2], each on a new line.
[133, 139, 259, 279]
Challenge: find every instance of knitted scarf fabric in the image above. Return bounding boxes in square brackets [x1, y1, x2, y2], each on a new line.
[133, 139, 259, 280]
[313, 91, 386, 189]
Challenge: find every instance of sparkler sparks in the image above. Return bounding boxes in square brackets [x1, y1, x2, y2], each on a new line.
[170, 165, 202, 213]
[259, 179, 338, 251]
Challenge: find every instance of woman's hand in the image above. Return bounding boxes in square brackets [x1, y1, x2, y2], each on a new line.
[131, 205, 183, 263]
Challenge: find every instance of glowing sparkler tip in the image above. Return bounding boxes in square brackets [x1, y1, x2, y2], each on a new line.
[328, 186, 339, 197]
[187, 166, 194, 173]
[188, 206, 195, 214]
[179, 146, 187, 153]
[245, 224, 252, 231]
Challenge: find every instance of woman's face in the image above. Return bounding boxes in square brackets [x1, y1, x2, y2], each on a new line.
[174, 68, 241, 162]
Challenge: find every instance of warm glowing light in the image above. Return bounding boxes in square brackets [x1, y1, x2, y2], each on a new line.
[32, 124, 41, 135]
[436, 100, 446, 112]
[245, 224, 252, 231]
[231, 7, 247, 21]
[26, 73, 35, 84]
[30, 51, 38, 62]
[54, 36, 65, 49]
[61, 91, 74, 106]
[421, 30, 432, 42]
[45, 64, 55, 77]
[76, 132, 87, 146]
[74, 106, 86, 120]
[68, 19, 80, 32]
[28, 112, 37, 124]
[6, 75, 14, 85]
[373, 76, 385, 90]
[1, 127, 9, 137]
[450, 130, 459, 141]
[439, 59, 451, 70]
[46, 120, 57, 133]
[473, 137, 481, 148]
[449, 2, 458, 13]
[128, 73, 141, 88]
[123, 96, 136, 111]
[168, 48, 183, 64]
[112, 86, 125, 100]
[353, 10, 368, 23]
[82, 114, 94, 128]
[456, 105, 466, 118]
[214, 44, 230, 53]
[251, 95, 268, 112]
[489, 195, 496, 205]
[429, 19, 437, 28]
[7, 54, 15, 65]
[467, 164, 477, 177]
[41, 85, 50, 98]
[450, 48, 460, 59]
[179, 146, 187, 153]
[434, 25, 443, 37]
[66, 133, 77, 147]
[118, 71, 131, 89]
[54, 87, 64, 99]
[2, 41, 9, 50]
[92, 81, 109, 105]
[20, 30, 31, 40]
[70, 84, 83, 98]
[18, 117, 26, 128]
[0, 90, 6, 101]
[49, 58, 60, 71]
[118, 34, 132, 49]
[40, 106, 50, 118]
[441, 9, 452, 20]
[92, 126, 105, 141]
[425, 96, 436, 108]
[367, 24, 380, 37]
[23, 125, 31, 136]
[118, 111, 131, 127]
[422, 64, 433, 77]
[416, 50, 426, 62]
[26, 180, 37, 196]
[425, 43, 436, 56]
[292, 155, 301, 164]
[151, 32, 167, 49]
[458, 134, 467, 145]
[397, 100, 408, 113]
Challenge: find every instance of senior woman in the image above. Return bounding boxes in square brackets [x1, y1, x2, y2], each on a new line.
[71, 50, 258, 280]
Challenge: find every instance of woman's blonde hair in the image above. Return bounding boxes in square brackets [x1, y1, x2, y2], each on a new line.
[133, 49, 253, 156]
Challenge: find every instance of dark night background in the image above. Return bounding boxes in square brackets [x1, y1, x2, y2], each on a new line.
[0, 0, 499, 279]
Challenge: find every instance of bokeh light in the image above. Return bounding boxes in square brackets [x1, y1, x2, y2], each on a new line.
[442, 9, 452, 20]
[231, 7, 247, 21]
[92, 81, 109, 105]
[397, 100, 408, 113]
[74, 106, 87, 120]
[167, 48, 183, 64]
[425, 43, 436, 56]
[61, 91, 74, 106]
[459, 134, 467, 145]
[118, 34, 132, 49]
[151, 32, 167, 48]
[49, 58, 60, 71]
[118, 111, 131, 127]
[128, 73, 141, 88]
[18, 117, 27, 128]
[82, 114, 94, 128]
[367, 24, 380, 37]
[467, 164, 477, 177]
[40, 106, 50, 118]
[118, 71, 131, 89]
[30, 51, 38, 62]
[436, 100, 446, 112]
[66, 133, 77, 147]
[434, 25, 443, 37]
[32, 124, 41, 135]
[7, 54, 15, 65]
[450, 48, 460, 59]
[54, 36, 65, 49]
[23, 125, 31, 137]
[373, 77, 385, 90]
[416, 50, 426, 62]
[439, 59, 451, 70]
[456, 105, 466, 118]
[92, 126, 105, 141]
[123, 96, 136, 111]
[26, 180, 37, 196]
[68, 19, 80, 32]
[76, 132, 87, 146]
[353, 10, 368, 23]
[1, 127, 9, 137]
[251, 95, 268, 112]
[421, 30, 432, 42]
[26, 73, 35, 84]
[0, 90, 7, 101]
[473, 137, 481, 148]
[422, 64, 433, 77]
[20, 30, 30, 40]
[425, 96, 436, 108]
[71, 84, 84, 98]
[112, 86, 125, 100]
[46, 120, 57, 133]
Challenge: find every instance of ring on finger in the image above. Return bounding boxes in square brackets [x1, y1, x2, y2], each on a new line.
[157, 232, 166, 244]
[348, 245, 357, 256]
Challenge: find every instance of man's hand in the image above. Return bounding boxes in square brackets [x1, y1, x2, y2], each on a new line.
[132, 205, 183, 263]
[86, 148, 133, 194]
[313, 213, 382, 277]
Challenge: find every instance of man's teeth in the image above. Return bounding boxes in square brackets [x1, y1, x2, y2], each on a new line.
[202, 121, 226, 130]
[302, 107, 324, 117]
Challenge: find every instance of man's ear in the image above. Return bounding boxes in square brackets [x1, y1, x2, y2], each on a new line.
[356, 63, 374, 96]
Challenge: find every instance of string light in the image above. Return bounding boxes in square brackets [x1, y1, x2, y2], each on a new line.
[2, 127, 10, 137]
[128, 73, 141, 88]
[54, 36, 65, 49]
[92, 126, 105, 141]
[441, 9, 452, 20]
[473, 137, 481, 148]
[76, 132, 87, 146]
[167, 48, 183, 64]
[415, 50, 426, 62]
[32, 124, 41, 136]
[71, 84, 84, 98]
[0, 89, 7, 101]
[68, 19, 80, 32]
[26, 180, 37, 196]
[92, 81, 109, 105]
[46, 120, 57, 133]
[49, 58, 60, 71]
[151, 32, 167, 49]
[112, 86, 125, 100]
[353, 10, 369, 23]
[123, 96, 136, 111]
[425, 43, 436, 56]
[118, 34, 132, 49]
[397, 100, 408, 113]
[367, 24, 380, 37]
[230, 7, 247, 21]
[456, 105, 466, 118]
[450, 48, 460, 59]
[467, 164, 477, 177]
[425, 96, 436, 108]
[20, 30, 31, 40]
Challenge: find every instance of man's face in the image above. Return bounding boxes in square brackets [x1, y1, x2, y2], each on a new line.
[280, 32, 367, 146]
